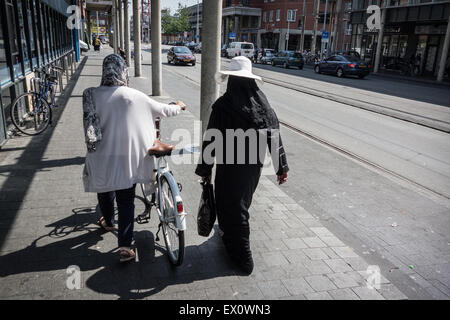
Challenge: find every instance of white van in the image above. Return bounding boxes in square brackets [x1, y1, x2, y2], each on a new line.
[226, 42, 255, 59]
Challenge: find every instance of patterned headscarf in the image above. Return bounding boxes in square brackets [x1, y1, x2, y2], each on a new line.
[100, 54, 129, 87]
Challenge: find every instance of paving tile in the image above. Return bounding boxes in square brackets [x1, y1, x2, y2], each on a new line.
[282, 237, 308, 250]
[302, 259, 333, 275]
[257, 280, 290, 299]
[376, 283, 408, 300]
[352, 286, 385, 300]
[231, 284, 265, 300]
[302, 237, 327, 248]
[324, 259, 354, 273]
[303, 248, 329, 260]
[262, 251, 290, 267]
[205, 286, 237, 300]
[327, 273, 360, 289]
[281, 277, 315, 296]
[305, 275, 338, 291]
[319, 236, 346, 247]
[305, 291, 334, 300]
[332, 246, 359, 258]
[328, 288, 360, 300]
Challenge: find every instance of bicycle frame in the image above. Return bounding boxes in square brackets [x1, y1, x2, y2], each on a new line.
[155, 157, 187, 231]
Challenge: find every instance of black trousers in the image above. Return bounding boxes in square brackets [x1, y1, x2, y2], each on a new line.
[97, 185, 136, 248]
[215, 164, 262, 273]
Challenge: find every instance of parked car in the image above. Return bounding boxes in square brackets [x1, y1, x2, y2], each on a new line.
[333, 50, 361, 59]
[271, 51, 304, 69]
[187, 41, 197, 51]
[167, 46, 196, 66]
[314, 55, 370, 78]
[79, 40, 89, 52]
[257, 49, 276, 64]
[226, 42, 254, 59]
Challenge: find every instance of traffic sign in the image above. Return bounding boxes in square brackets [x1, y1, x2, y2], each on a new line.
[322, 32, 329, 39]
[229, 32, 236, 39]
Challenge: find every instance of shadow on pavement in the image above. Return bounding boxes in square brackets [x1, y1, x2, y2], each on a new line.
[0, 205, 241, 300]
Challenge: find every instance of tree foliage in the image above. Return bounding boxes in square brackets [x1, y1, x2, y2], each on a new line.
[162, 3, 192, 35]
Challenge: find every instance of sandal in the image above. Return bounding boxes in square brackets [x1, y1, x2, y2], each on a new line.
[119, 247, 136, 263]
[98, 217, 115, 232]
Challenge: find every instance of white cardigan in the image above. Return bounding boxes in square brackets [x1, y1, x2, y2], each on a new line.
[83, 86, 181, 193]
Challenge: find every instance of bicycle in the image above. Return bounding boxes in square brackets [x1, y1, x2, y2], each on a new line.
[137, 111, 187, 266]
[10, 66, 63, 136]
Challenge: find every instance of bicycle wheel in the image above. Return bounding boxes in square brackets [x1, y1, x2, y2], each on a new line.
[159, 175, 184, 266]
[10, 92, 51, 136]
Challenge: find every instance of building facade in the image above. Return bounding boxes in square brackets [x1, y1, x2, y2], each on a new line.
[221, 0, 352, 52]
[0, 0, 78, 146]
[349, 0, 450, 80]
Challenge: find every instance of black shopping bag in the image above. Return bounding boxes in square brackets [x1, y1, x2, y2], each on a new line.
[197, 179, 217, 237]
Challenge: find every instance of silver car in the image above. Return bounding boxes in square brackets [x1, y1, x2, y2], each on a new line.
[258, 49, 275, 64]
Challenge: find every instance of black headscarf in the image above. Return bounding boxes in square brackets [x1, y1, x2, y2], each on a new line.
[220, 76, 279, 130]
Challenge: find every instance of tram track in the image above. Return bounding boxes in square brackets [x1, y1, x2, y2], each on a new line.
[163, 63, 450, 201]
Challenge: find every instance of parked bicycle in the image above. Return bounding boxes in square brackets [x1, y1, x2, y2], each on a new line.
[10, 66, 63, 136]
[137, 108, 188, 266]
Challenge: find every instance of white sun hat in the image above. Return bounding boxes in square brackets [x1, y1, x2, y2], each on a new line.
[215, 56, 263, 84]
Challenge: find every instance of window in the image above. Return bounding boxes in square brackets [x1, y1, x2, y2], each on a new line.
[269, 10, 273, 22]
[0, 12, 11, 86]
[16, 0, 31, 73]
[287, 9, 296, 22]
[276, 9, 280, 21]
[263, 11, 267, 23]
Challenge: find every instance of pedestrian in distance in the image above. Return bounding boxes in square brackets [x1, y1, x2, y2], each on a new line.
[82, 54, 187, 262]
[94, 37, 101, 51]
[196, 56, 289, 274]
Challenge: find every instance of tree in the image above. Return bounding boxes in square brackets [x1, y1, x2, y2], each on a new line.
[161, 3, 192, 35]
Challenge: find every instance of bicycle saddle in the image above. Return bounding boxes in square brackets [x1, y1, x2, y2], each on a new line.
[148, 140, 175, 157]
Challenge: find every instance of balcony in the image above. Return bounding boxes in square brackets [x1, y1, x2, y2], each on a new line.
[86, 0, 113, 12]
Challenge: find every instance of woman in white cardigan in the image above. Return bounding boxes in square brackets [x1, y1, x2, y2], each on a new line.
[82, 54, 186, 262]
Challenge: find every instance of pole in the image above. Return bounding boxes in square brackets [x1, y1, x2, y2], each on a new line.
[96, 11, 99, 36]
[124, 0, 131, 67]
[286, 20, 290, 51]
[322, 0, 328, 58]
[311, 0, 319, 55]
[119, 0, 124, 49]
[437, 15, 450, 82]
[374, 2, 388, 73]
[151, 0, 162, 96]
[113, 0, 118, 53]
[331, 0, 342, 54]
[133, 0, 142, 76]
[196, 0, 200, 44]
[201, 0, 222, 134]
[148, 0, 151, 44]
[300, 0, 306, 52]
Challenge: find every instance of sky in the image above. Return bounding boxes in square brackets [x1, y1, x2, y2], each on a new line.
[163, 0, 200, 13]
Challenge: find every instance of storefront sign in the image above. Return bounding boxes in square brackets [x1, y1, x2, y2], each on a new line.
[366, 5, 381, 31]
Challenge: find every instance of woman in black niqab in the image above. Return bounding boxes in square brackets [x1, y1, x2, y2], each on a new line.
[196, 75, 289, 275]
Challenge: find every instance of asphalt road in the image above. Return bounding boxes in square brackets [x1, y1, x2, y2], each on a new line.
[142, 46, 450, 201]
[133, 44, 450, 298]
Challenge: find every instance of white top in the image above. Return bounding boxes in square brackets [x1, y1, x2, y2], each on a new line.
[83, 86, 181, 193]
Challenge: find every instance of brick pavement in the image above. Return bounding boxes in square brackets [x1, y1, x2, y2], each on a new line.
[0, 48, 411, 300]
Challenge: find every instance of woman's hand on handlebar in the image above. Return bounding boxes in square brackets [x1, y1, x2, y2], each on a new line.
[176, 101, 187, 111]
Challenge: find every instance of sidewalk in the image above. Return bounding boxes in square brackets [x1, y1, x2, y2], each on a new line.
[0, 48, 416, 300]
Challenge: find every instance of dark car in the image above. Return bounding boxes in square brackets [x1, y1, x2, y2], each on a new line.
[271, 51, 304, 69]
[314, 55, 370, 79]
[221, 44, 228, 57]
[167, 46, 196, 66]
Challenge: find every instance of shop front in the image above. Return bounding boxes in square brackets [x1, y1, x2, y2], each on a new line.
[0, 0, 76, 146]
[349, 1, 450, 80]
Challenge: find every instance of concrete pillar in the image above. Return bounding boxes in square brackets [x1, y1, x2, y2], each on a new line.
[119, 0, 124, 49]
[124, 0, 131, 67]
[373, 5, 387, 73]
[201, 0, 222, 134]
[151, 0, 162, 96]
[331, 0, 342, 54]
[311, 0, 319, 54]
[112, 1, 118, 53]
[133, 0, 141, 77]
[437, 16, 450, 82]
